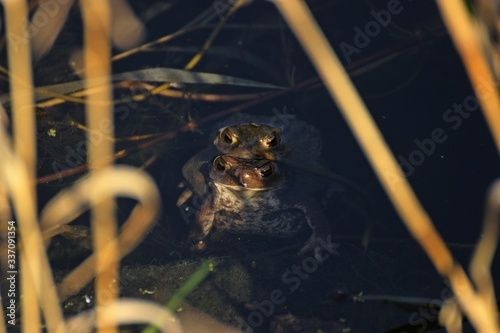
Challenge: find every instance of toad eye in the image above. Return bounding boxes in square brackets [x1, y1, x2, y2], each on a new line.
[263, 131, 280, 148]
[220, 128, 238, 145]
[259, 162, 274, 178]
[213, 156, 227, 173]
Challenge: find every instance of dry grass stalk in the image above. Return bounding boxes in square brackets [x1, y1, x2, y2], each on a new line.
[66, 299, 182, 333]
[80, 1, 118, 333]
[434, 2, 500, 323]
[469, 181, 500, 322]
[272, 0, 499, 332]
[30, 0, 75, 60]
[111, 25, 200, 62]
[1, 0, 57, 332]
[0, 112, 67, 332]
[39, 166, 161, 302]
[435, 0, 500, 155]
[110, 0, 146, 51]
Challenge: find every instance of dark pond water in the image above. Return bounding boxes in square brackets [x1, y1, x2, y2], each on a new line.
[20, 0, 500, 332]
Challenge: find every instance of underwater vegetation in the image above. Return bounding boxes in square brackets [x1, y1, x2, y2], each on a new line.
[0, 0, 498, 332]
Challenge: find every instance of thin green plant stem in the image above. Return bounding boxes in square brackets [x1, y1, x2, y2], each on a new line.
[142, 260, 215, 333]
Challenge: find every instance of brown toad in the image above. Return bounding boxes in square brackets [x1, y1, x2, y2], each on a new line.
[214, 124, 284, 161]
[188, 155, 330, 257]
[179, 113, 331, 258]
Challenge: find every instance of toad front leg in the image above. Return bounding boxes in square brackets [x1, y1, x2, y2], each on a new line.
[188, 198, 216, 252]
[181, 146, 218, 198]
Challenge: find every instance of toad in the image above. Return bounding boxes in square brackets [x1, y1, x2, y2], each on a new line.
[189, 154, 330, 258]
[178, 113, 331, 258]
[214, 123, 285, 161]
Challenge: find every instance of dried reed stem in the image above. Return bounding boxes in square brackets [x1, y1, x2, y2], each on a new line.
[434, 1, 500, 326]
[1, 0, 65, 332]
[39, 167, 161, 302]
[0, 121, 67, 333]
[435, 0, 500, 156]
[66, 299, 182, 333]
[80, 1, 117, 333]
[470, 181, 500, 322]
[30, 0, 75, 60]
[272, 0, 499, 331]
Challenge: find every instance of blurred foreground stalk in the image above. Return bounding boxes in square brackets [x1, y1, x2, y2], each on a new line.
[80, 1, 118, 333]
[435, 0, 500, 155]
[1, 1, 55, 332]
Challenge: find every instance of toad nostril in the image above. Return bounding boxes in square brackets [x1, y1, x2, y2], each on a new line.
[239, 173, 251, 187]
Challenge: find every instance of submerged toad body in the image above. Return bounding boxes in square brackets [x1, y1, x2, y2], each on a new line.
[189, 155, 330, 255]
[179, 113, 330, 256]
